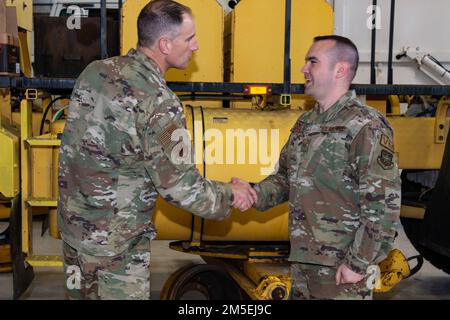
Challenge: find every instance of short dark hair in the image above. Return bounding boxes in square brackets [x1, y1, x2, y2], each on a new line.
[138, 0, 192, 48]
[313, 35, 359, 81]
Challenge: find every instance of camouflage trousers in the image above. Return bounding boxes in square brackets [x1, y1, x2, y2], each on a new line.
[290, 263, 372, 300]
[62, 234, 151, 300]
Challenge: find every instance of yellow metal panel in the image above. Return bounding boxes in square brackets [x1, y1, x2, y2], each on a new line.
[6, 0, 32, 31]
[27, 199, 57, 207]
[232, 0, 333, 82]
[389, 117, 450, 169]
[121, 0, 149, 55]
[153, 198, 193, 241]
[20, 99, 33, 254]
[27, 136, 61, 146]
[154, 107, 302, 241]
[229, 0, 285, 84]
[31, 147, 53, 199]
[229, 0, 333, 108]
[290, 0, 334, 83]
[26, 255, 63, 267]
[18, 30, 31, 77]
[201, 108, 301, 241]
[0, 126, 20, 198]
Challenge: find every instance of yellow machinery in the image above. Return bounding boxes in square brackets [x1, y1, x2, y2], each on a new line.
[225, 0, 333, 109]
[0, 0, 449, 299]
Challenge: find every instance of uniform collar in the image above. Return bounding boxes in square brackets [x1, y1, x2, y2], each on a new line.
[310, 90, 357, 123]
[127, 48, 165, 82]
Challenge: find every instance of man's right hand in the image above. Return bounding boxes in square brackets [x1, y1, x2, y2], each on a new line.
[230, 177, 257, 211]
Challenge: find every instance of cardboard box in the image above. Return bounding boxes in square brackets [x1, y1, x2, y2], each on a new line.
[0, 0, 6, 34]
[0, 0, 19, 75]
[0, 0, 18, 36]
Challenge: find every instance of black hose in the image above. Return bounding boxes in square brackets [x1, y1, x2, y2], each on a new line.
[39, 96, 69, 136]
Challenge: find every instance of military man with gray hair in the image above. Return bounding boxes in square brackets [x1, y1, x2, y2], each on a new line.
[57, 0, 256, 300]
[233, 35, 401, 299]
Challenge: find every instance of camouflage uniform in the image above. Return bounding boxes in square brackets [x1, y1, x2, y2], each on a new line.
[254, 91, 401, 300]
[57, 49, 233, 299]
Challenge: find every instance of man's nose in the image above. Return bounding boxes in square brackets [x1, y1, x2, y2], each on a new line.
[191, 39, 199, 51]
[301, 64, 308, 73]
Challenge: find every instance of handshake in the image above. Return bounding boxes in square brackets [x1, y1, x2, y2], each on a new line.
[229, 177, 257, 212]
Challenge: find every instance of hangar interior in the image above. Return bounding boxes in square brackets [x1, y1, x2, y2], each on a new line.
[0, 0, 449, 300]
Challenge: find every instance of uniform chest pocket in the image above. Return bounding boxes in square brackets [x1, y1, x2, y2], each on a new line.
[121, 137, 144, 164]
[286, 136, 303, 184]
[303, 132, 349, 179]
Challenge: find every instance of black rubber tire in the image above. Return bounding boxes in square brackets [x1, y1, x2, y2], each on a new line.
[160, 264, 243, 300]
[401, 217, 450, 274]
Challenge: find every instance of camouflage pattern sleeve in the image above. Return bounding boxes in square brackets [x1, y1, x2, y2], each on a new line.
[344, 122, 401, 274]
[253, 141, 290, 211]
[139, 97, 233, 221]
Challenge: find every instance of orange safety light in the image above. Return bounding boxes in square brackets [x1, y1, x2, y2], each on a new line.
[243, 85, 272, 95]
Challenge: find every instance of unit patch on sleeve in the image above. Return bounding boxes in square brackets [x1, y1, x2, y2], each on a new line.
[377, 149, 394, 170]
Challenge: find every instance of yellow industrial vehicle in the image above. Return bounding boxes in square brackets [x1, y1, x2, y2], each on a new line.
[1, 0, 449, 299]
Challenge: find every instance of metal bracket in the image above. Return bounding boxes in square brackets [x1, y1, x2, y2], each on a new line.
[435, 96, 450, 144]
[25, 89, 38, 100]
[280, 94, 291, 106]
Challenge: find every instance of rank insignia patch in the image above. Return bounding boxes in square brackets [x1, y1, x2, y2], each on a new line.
[380, 134, 394, 152]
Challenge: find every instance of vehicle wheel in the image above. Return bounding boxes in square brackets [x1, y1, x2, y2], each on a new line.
[401, 217, 450, 274]
[160, 263, 243, 300]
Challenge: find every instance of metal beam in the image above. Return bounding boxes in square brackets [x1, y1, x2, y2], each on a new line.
[100, 0, 108, 59]
[370, 0, 378, 84]
[1, 77, 450, 96]
[283, 0, 292, 94]
[387, 0, 396, 84]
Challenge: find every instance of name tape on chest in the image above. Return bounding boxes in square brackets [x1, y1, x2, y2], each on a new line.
[291, 123, 347, 136]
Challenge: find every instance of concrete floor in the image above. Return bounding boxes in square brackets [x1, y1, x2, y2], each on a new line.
[0, 220, 449, 300]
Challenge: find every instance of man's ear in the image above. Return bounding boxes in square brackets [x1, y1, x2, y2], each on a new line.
[336, 62, 349, 79]
[158, 37, 172, 55]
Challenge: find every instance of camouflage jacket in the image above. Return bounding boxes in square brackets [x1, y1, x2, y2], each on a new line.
[254, 91, 401, 274]
[58, 49, 233, 257]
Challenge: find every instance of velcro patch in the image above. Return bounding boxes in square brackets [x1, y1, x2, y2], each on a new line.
[377, 149, 394, 170]
[380, 134, 394, 152]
